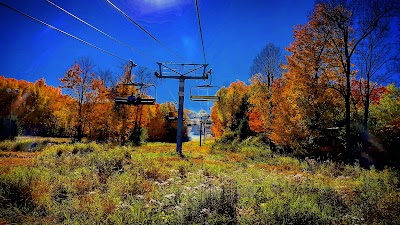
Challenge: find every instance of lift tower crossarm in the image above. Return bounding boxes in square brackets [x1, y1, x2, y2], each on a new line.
[155, 62, 210, 79]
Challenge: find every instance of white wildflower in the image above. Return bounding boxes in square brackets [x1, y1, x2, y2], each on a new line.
[135, 194, 144, 199]
[200, 208, 210, 214]
[165, 193, 176, 200]
[173, 205, 182, 210]
[117, 203, 131, 209]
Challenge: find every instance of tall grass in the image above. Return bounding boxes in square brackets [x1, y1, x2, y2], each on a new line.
[0, 141, 399, 224]
[0, 136, 71, 152]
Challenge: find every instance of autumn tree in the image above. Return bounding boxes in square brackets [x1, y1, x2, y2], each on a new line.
[250, 43, 284, 88]
[160, 102, 179, 142]
[145, 102, 190, 143]
[270, 16, 343, 154]
[20, 78, 59, 136]
[147, 103, 166, 141]
[0, 77, 26, 139]
[0, 76, 75, 138]
[314, 0, 399, 154]
[59, 57, 96, 141]
[210, 104, 224, 138]
[368, 83, 400, 167]
[86, 76, 113, 142]
[248, 75, 280, 135]
[354, 20, 399, 136]
[369, 84, 400, 130]
[97, 68, 115, 88]
[130, 66, 154, 145]
[110, 62, 137, 144]
[211, 81, 249, 139]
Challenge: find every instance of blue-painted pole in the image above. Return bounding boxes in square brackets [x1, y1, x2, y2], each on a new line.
[176, 78, 185, 157]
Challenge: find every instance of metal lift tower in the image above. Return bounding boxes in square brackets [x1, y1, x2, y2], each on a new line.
[155, 62, 211, 157]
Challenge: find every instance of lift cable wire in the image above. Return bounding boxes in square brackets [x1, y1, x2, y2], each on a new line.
[195, 0, 206, 64]
[106, 0, 189, 62]
[0, 2, 127, 62]
[47, 0, 157, 62]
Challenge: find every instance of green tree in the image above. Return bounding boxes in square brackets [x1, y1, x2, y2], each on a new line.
[370, 84, 400, 130]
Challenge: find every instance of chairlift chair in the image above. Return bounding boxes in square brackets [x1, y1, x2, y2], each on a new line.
[114, 82, 156, 106]
[190, 84, 220, 102]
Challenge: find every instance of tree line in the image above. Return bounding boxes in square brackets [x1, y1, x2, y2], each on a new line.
[0, 58, 188, 144]
[211, 0, 400, 167]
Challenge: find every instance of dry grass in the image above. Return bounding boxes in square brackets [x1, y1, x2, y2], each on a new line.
[0, 151, 37, 169]
[0, 139, 399, 224]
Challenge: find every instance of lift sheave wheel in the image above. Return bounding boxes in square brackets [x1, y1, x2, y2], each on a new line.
[190, 84, 220, 102]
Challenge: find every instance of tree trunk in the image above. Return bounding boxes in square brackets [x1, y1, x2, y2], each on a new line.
[77, 102, 83, 142]
[345, 85, 351, 153]
[344, 31, 353, 158]
[363, 79, 370, 132]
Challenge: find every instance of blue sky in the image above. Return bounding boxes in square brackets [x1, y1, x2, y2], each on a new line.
[0, 0, 315, 112]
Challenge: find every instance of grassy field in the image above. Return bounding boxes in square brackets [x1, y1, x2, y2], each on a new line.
[0, 137, 399, 224]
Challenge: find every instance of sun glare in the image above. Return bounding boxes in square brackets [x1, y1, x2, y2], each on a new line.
[143, 0, 183, 9]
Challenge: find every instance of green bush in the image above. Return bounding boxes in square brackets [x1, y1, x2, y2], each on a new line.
[129, 127, 148, 146]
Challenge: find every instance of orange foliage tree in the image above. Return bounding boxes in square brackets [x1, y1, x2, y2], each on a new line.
[85, 76, 113, 142]
[59, 58, 97, 141]
[270, 10, 344, 153]
[0, 59, 189, 144]
[0, 76, 75, 138]
[211, 81, 249, 139]
[248, 43, 284, 140]
[248, 74, 281, 135]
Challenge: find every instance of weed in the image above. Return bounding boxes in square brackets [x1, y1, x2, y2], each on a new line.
[1, 141, 399, 224]
[182, 179, 239, 225]
[0, 167, 38, 223]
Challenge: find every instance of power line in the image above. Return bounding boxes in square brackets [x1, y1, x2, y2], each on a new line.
[0, 2, 127, 62]
[46, 0, 157, 62]
[195, 0, 207, 64]
[105, 0, 189, 62]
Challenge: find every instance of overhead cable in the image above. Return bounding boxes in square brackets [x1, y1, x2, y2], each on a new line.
[105, 0, 189, 62]
[46, 0, 156, 62]
[195, 0, 207, 64]
[0, 2, 127, 62]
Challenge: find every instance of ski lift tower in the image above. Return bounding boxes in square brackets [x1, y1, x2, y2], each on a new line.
[155, 62, 211, 157]
[193, 114, 210, 147]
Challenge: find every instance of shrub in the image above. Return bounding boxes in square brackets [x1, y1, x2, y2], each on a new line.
[211, 131, 241, 152]
[240, 136, 272, 161]
[129, 127, 148, 146]
[0, 167, 38, 220]
[258, 193, 330, 224]
[182, 179, 238, 224]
